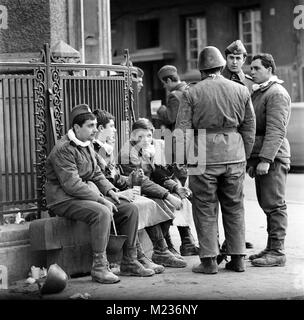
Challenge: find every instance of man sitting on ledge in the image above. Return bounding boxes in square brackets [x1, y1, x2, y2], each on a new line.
[44, 104, 154, 284]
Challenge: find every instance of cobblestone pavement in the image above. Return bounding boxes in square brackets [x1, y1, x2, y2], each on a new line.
[1, 174, 304, 301]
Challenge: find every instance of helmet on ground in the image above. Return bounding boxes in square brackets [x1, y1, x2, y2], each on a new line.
[198, 46, 226, 71]
[40, 264, 68, 294]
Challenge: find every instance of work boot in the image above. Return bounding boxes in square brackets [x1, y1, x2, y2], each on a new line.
[251, 252, 286, 267]
[120, 247, 155, 277]
[178, 226, 199, 256]
[136, 240, 165, 274]
[151, 239, 187, 268]
[91, 252, 120, 284]
[192, 257, 218, 274]
[152, 249, 187, 268]
[164, 233, 183, 260]
[225, 255, 245, 272]
[249, 237, 270, 261]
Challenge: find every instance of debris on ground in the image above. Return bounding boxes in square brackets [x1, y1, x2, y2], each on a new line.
[69, 292, 91, 300]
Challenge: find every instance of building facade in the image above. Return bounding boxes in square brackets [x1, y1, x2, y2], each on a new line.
[111, 0, 304, 118]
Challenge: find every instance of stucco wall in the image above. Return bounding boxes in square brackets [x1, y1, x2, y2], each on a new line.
[0, 0, 51, 53]
[50, 0, 68, 46]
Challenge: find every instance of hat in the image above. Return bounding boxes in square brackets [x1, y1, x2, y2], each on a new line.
[157, 65, 178, 80]
[225, 40, 247, 56]
[70, 104, 92, 124]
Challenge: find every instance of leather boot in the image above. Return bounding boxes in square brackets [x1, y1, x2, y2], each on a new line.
[192, 257, 218, 274]
[225, 255, 245, 272]
[91, 252, 120, 284]
[151, 239, 187, 268]
[160, 222, 183, 259]
[178, 226, 199, 256]
[249, 237, 271, 261]
[137, 240, 165, 274]
[251, 239, 286, 267]
[120, 246, 155, 277]
[251, 251, 286, 267]
[217, 240, 228, 265]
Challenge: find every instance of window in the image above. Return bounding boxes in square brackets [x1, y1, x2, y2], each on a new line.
[239, 8, 262, 63]
[186, 16, 207, 71]
[136, 19, 159, 49]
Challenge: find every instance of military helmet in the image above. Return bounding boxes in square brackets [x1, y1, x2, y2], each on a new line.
[198, 46, 226, 71]
[40, 264, 68, 294]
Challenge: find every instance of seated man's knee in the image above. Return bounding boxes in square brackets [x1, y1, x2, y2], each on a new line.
[90, 203, 112, 225]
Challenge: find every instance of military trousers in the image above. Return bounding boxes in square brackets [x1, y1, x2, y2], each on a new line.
[254, 160, 289, 252]
[189, 162, 246, 257]
[51, 198, 139, 253]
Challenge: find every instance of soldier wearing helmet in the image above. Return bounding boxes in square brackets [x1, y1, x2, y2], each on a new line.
[222, 40, 253, 92]
[175, 46, 256, 275]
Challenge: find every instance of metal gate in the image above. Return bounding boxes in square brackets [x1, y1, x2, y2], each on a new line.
[0, 44, 139, 223]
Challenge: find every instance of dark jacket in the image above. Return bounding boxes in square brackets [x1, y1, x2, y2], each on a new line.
[248, 80, 291, 164]
[94, 141, 170, 199]
[175, 75, 256, 165]
[157, 81, 188, 130]
[45, 134, 116, 208]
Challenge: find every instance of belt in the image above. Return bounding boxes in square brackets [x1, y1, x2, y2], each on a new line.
[192, 127, 237, 136]
[206, 127, 238, 134]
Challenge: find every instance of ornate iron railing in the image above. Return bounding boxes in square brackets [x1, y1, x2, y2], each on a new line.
[0, 44, 139, 223]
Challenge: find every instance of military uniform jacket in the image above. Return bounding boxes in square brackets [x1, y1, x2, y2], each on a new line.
[222, 66, 253, 93]
[248, 80, 291, 164]
[157, 81, 188, 129]
[45, 134, 116, 208]
[175, 75, 256, 165]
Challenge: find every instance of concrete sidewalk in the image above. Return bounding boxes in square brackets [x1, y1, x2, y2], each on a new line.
[1, 175, 304, 300]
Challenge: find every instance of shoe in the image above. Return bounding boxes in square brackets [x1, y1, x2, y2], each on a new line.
[225, 255, 245, 272]
[180, 242, 199, 256]
[152, 249, 187, 268]
[91, 253, 120, 284]
[245, 241, 254, 249]
[168, 246, 183, 260]
[249, 249, 270, 261]
[192, 257, 218, 274]
[178, 227, 199, 256]
[120, 247, 155, 277]
[138, 255, 165, 274]
[251, 253, 286, 267]
[109, 262, 120, 275]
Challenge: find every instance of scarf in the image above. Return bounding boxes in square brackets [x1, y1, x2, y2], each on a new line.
[67, 129, 91, 147]
[252, 75, 283, 92]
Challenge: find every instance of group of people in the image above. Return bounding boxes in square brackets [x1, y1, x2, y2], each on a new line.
[44, 39, 291, 284]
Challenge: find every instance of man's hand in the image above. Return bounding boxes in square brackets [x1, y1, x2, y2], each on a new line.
[176, 186, 192, 199]
[97, 197, 117, 214]
[107, 189, 120, 204]
[247, 166, 256, 178]
[256, 162, 270, 175]
[166, 194, 183, 210]
[117, 189, 136, 202]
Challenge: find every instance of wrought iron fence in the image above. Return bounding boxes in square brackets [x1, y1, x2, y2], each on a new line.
[0, 44, 139, 223]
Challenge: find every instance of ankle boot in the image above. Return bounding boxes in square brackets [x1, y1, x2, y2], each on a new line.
[178, 226, 199, 256]
[151, 239, 187, 268]
[249, 237, 271, 261]
[192, 257, 218, 274]
[120, 246, 155, 277]
[162, 226, 183, 259]
[91, 252, 120, 284]
[137, 240, 165, 274]
[225, 255, 245, 272]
